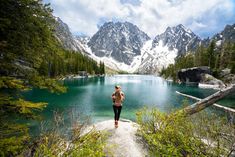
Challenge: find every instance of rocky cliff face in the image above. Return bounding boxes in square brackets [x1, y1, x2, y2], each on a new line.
[211, 24, 235, 47]
[88, 22, 150, 65]
[54, 17, 85, 53]
[213, 24, 235, 42]
[202, 24, 235, 47]
[178, 66, 211, 83]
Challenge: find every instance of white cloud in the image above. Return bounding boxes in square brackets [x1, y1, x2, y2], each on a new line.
[191, 21, 207, 29]
[48, 0, 235, 38]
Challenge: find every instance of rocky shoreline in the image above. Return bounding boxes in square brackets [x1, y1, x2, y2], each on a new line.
[58, 74, 105, 80]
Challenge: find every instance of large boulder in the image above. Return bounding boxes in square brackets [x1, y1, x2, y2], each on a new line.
[178, 66, 211, 84]
[199, 74, 226, 88]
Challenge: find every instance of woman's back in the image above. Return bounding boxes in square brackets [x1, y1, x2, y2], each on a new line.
[114, 91, 124, 105]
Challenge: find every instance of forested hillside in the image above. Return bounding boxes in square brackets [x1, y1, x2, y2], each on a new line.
[0, 0, 104, 155]
[161, 41, 235, 81]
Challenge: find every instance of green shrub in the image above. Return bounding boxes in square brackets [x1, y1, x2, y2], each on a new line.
[136, 107, 235, 156]
[22, 112, 108, 157]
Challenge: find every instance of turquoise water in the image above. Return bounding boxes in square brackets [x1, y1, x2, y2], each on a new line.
[23, 75, 235, 134]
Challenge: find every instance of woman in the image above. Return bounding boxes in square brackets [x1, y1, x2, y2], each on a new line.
[111, 85, 125, 128]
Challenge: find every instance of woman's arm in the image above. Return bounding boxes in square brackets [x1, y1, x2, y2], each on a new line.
[121, 92, 125, 101]
[111, 93, 116, 103]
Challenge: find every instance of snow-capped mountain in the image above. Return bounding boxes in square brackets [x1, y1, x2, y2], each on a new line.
[84, 39, 177, 74]
[88, 22, 150, 65]
[53, 20, 202, 74]
[152, 24, 201, 56]
[53, 18, 235, 74]
[132, 24, 200, 74]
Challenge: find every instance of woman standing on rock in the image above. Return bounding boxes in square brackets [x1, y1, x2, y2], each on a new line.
[111, 85, 125, 128]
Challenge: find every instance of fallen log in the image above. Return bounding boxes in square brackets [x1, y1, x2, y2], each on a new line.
[177, 84, 235, 115]
[176, 91, 235, 113]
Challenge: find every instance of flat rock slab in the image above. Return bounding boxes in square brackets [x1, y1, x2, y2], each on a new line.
[92, 119, 148, 157]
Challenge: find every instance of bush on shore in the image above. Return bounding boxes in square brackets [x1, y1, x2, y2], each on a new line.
[136, 107, 235, 156]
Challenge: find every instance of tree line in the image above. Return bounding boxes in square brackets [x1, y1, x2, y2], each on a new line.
[39, 50, 105, 77]
[160, 41, 235, 81]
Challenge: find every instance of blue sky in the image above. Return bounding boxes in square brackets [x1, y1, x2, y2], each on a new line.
[44, 0, 235, 38]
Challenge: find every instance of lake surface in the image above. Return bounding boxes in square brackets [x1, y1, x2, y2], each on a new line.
[23, 75, 235, 134]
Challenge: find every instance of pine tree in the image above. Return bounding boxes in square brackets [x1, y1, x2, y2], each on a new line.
[99, 61, 105, 75]
[102, 62, 106, 74]
[220, 42, 233, 70]
[229, 43, 235, 73]
[207, 41, 216, 68]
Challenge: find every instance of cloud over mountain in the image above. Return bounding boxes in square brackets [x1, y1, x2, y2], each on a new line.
[46, 0, 235, 38]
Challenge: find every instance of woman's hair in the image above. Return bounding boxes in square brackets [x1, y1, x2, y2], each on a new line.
[115, 91, 122, 102]
[115, 85, 120, 89]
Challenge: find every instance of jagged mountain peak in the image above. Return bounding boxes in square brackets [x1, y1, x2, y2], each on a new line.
[102, 21, 137, 27]
[53, 16, 87, 53]
[201, 23, 235, 47]
[165, 24, 192, 35]
[212, 23, 235, 43]
[88, 21, 150, 65]
[175, 24, 193, 34]
[98, 21, 147, 38]
[152, 24, 201, 55]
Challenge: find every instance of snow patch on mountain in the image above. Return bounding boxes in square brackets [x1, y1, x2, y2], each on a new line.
[136, 40, 177, 74]
[83, 39, 177, 74]
[82, 45, 133, 72]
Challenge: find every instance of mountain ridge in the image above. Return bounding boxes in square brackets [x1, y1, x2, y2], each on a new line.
[53, 18, 235, 74]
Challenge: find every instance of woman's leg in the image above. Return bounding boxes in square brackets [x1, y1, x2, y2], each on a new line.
[113, 105, 118, 121]
[117, 106, 122, 121]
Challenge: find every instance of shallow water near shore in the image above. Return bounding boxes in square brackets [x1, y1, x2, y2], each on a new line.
[22, 75, 235, 135]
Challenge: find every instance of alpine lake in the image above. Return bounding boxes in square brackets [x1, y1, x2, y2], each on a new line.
[22, 75, 235, 135]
